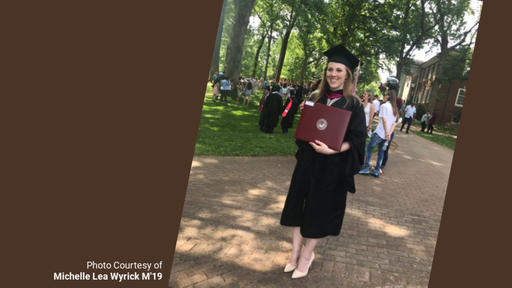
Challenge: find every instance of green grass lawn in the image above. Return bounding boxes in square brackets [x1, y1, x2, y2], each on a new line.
[409, 120, 457, 150]
[195, 84, 400, 156]
[412, 130, 457, 150]
[194, 85, 299, 156]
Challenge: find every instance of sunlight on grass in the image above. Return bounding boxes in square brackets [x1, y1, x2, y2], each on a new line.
[412, 131, 456, 150]
[194, 85, 299, 156]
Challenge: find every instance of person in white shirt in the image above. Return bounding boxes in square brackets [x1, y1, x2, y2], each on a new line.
[362, 91, 375, 137]
[372, 95, 380, 116]
[400, 103, 416, 134]
[420, 111, 432, 132]
[359, 90, 399, 177]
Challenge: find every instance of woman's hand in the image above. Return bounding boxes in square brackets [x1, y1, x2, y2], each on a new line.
[299, 100, 305, 112]
[309, 140, 350, 155]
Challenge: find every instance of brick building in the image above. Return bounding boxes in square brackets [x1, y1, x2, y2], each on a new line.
[398, 53, 466, 124]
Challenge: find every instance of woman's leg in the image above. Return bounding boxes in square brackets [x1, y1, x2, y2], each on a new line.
[296, 238, 318, 272]
[374, 139, 387, 173]
[363, 133, 378, 169]
[381, 132, 394, 169]
[288, 227, 303, 266]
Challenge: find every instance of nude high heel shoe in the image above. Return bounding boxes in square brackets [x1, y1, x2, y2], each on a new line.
[283, 263, 296, 273]
[284, 244, 305, 272]
[291, 252, 314, 279]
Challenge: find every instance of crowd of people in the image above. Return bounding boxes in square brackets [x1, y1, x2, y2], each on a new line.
[211, 71, 438, 179]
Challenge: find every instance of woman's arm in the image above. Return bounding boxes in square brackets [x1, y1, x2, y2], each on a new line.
[309, 140, 350, 155]
[381, 116, 389, 141]
[390, 122, 397, 135]
[368, 103, 375, 131]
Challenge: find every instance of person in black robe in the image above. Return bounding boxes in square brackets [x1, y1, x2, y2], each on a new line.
[261, 83, 283, 133]
[280, 88, 299, 133]
[258, 86, 271, 131]
[280, 44, 366, 279]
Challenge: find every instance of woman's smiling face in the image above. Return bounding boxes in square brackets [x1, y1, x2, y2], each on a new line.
[326, 62, 347, 90]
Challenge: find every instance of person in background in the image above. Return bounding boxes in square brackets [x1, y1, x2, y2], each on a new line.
[362, 91, 375, 137]
[379, 77, 400, 174]
[243, 78, 253, 105]
[372, 94, 381, 119]
[212, 73, 220, 102]
[261, 83, 283, 133]
[359, 89, 398, 177]
[427, 111, 437, 134]
[281, 83, 289, 100]
[259, 86, 271, 131]
[280, 88, 299, 134]
[219, 74, 231, 104]
[400, 102, 416, 134]
[295, 83, 304, 103]
[306, 79, 320, 101]
[421, 111, 432, 132]
[396, 97, 403, 112]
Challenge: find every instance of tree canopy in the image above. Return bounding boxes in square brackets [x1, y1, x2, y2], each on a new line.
[211, 0, 480, 95]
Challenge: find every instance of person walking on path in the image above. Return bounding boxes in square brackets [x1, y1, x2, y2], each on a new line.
[280, 44, 366, 279]
[427, 112, 437, 134]
[359, 89, 399, 177]
[421, 111, 432, 132]
[380, 78, 400, 173]
[400, 102, 416, 134]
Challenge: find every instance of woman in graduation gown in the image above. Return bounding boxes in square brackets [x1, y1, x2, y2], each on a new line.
[280, 44, 367, 279]
[261, 83, 283, 133]
[280, 88, 300, 133]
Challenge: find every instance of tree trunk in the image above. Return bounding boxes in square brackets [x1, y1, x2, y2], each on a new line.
[299, 49, 309, 86]
[263, 25, 273, 81]
[396, 54, 405, 81]
[252, 31, 266, 78]
[209, 0, 228, 80]
[224, 0, 257, 99]
[273, 9, 297, 82]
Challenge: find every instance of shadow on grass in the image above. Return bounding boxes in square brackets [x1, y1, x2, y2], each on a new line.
[196, 90, 300, 156]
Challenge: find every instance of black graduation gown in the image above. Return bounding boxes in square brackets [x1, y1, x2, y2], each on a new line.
[261, 92, 283, 133]
[280, 97, 299, 129]
[280, 95, 366, 238]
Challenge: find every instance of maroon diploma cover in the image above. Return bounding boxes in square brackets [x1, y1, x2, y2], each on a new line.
[294, 101, 352, 151]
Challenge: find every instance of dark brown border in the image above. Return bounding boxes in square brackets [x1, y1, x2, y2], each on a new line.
[2, 1, 222, 287]
[428, 1, 511, 287]
[3, 0, 510, 287]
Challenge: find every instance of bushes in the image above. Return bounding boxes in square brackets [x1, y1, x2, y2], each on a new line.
[415, 104, 427, 121]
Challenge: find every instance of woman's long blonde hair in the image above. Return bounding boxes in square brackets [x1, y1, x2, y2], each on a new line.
[311, 64, 360, 106]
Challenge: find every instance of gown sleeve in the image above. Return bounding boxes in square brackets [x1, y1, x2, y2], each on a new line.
[343, 100, 367, 193]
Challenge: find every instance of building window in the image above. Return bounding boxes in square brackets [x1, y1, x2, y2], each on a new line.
[455, 88, 465, 107]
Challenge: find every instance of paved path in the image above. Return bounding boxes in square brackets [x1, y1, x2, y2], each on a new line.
[169, 132, 454, 288]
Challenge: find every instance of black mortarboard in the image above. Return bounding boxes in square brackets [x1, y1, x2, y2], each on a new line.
[323, 44, 362, 72]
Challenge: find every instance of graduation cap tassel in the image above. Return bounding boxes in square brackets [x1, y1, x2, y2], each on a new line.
[352, 61, 361, 95]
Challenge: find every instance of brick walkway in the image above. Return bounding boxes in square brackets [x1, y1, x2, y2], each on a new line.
[169, 131, 453, 288]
